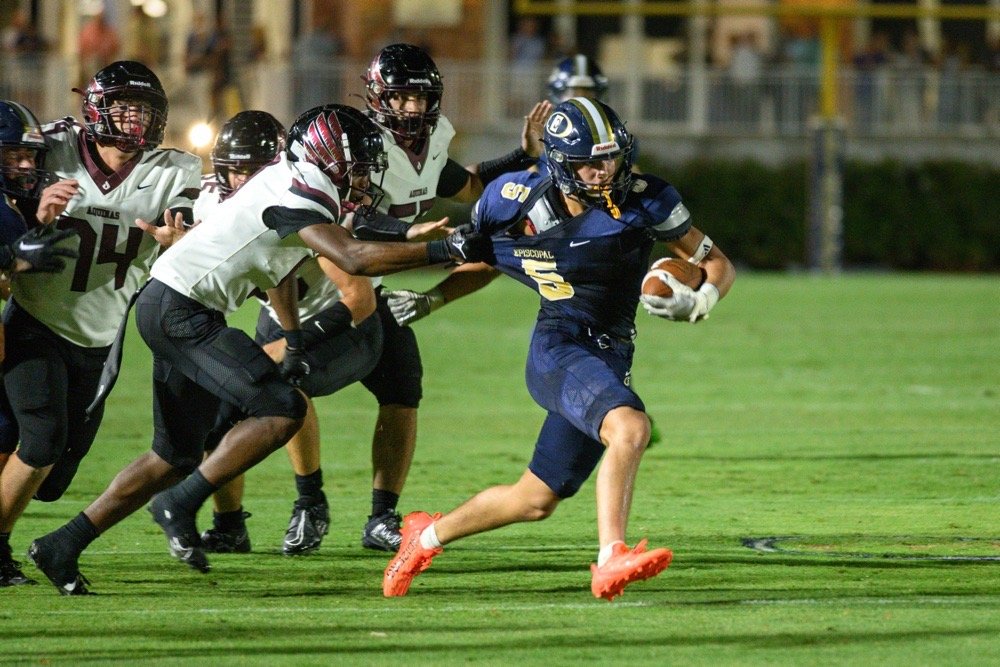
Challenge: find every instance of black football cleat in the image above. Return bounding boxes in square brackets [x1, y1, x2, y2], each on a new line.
[148, 493, 211, 573]
[1, 541, 37, 587]
[26, 536, 91, 595]
[282, 498, 329, 555]
[362, 510, 403, 552]
[201, 512, 252, 554]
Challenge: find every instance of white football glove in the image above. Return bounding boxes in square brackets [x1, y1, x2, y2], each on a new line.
[385, 288, 445, 326]
[641, 274, 719, 323]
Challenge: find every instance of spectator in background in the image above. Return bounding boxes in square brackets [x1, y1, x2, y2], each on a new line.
[292, 18, 340, 112]
[728, 32, 764, 128]
[509, 17, 548, 114]
[852, 31, 890, 133]
[186, 13, 239, 123]
[124, 5, 162, 68]
[935, 39, 972, 128]
[774, 22, 819, 133]
[890, 30, 930, 132]
[78, 12, 120, 87]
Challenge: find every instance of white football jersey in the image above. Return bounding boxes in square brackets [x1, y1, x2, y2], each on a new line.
[193, 173, 349, 322]
[152, 154, 341, 315]
[11, 120, 201, 347]
[376, 115, 455, 224]
[370, 115, 456, 288]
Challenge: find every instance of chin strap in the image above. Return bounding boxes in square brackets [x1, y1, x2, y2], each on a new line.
[602, 191, 621, 219]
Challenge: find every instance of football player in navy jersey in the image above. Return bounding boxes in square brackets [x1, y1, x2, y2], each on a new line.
[354, 43, 551, 552]
[0, 62, 202, 588]
[26, 105, 491, 594]
[0, 100, 81, 586]
[384, 98, 735, 601]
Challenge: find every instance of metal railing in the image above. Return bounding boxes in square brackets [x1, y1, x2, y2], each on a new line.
[4, 55, 997, 146]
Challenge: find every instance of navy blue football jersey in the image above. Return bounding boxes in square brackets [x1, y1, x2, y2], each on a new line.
[0, 197, 27, 246]
[472, 170, 691, 339]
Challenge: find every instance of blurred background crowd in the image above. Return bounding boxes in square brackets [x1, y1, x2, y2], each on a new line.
[1, 0, 998, 167]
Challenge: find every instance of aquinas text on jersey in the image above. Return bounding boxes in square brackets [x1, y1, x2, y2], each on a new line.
[86, 206, 120, 220]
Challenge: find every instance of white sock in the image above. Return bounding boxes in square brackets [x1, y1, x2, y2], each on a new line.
[419, 521, 442, 549]
[598, 540, 626, 567]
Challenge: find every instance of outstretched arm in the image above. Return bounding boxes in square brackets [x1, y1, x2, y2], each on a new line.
[385, 262, 500, 326]
[298, 221, 491, 277]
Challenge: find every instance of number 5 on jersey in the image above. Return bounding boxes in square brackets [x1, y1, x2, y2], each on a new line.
[522, 259, 574, 301]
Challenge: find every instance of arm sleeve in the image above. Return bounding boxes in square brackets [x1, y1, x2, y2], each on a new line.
[436, 159, 472, 198]
[352, 210, 410, 241]
[262, 206, 333, 239]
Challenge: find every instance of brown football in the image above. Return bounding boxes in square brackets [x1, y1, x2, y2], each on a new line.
[641, 258, 707, 298]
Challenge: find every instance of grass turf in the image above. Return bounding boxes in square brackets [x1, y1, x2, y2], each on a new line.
[3, 271, 998, 665]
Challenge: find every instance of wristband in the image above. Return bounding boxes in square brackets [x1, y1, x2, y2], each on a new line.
[426, 239, 451, 264]
[698, 283, 720, 313]
[477, 148, 535, 186]
[283, 328, 304, 349]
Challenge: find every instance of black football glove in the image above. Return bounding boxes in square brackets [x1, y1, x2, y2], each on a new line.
[2, 226, 79, 273]
[442, 224, 494, 264]
[280, 346, 311, 387]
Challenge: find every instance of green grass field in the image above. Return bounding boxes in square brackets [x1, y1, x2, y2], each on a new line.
[3, 271, 998, 665]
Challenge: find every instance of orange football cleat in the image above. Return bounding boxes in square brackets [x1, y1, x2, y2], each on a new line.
[382, 511, 443, 597]
[590, 539, 672, 601]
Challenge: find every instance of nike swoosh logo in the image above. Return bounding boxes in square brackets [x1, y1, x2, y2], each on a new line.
[18, 242, 46, 251]
[432, 153, 441, 160]
[137, 183, 154, 190]
[569, 240, 591, 247]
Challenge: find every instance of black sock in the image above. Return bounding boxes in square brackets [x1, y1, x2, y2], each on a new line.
[295, 469, 324, 504]
[0, 531, 10, 552]
[371, 489, 400, 517]
[60, 512, 100, 554]
[169, 470, 218, 513]
[213, 509, 247, 531]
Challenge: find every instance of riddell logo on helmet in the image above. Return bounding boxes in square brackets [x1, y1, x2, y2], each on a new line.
[128, 80, 152, 87]
[408, 78, 431, 85]
[592, 141, 620, 154]
[232, 153, 251, 159]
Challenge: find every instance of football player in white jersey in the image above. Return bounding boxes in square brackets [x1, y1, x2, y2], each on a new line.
[355, 43, 553, 551]
[190, 110, 383, 557]
[0, 62, 201, 587]
[27, 105, 491, 593]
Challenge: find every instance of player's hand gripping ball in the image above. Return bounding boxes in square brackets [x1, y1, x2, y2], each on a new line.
[641, 258, 706, 298]
[641, 258, 714, 322]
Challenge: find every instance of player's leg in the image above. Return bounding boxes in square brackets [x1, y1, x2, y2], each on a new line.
[360, 297, 420, 551]
[524, 323, 672, 600]
[139, 282, 304, 570]
[0, 310, 71, 586]
[201, 403, 252, 554]
[383, 412, 596, 597]
[28, 354, 220, 594]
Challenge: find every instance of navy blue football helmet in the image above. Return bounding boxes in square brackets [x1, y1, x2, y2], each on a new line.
[288, 104, 387, 208]
[0, 100, 49, 199]
[542, 97, 635, 214]
[212, 110, 286, 196]
[547, 54, 608, 103]
[75, 60, 168, 152]
[363, 43, 443, 143]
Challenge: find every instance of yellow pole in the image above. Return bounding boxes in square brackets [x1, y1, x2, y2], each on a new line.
[819, 15, 840, 121]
